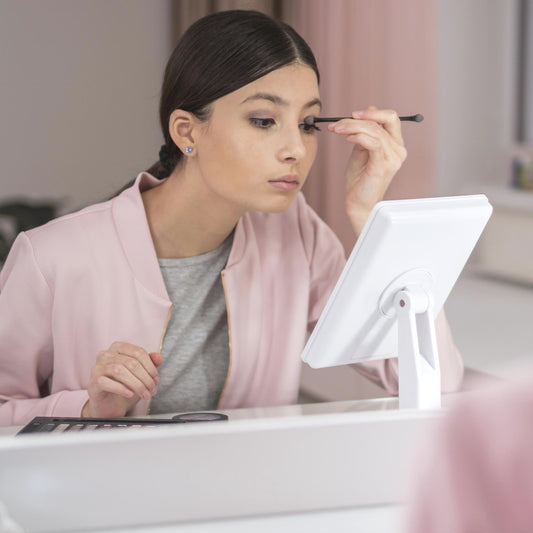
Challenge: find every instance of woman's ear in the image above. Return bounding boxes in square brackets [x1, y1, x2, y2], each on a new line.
[168, 109, 196, 155]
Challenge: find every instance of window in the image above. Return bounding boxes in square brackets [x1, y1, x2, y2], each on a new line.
[517, 0, 533, 143]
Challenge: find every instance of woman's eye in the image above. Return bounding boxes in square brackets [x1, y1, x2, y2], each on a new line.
[300, 123, 321, 134]
[250, 118, 276, 129]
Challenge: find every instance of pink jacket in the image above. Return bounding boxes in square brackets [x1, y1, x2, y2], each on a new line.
[0, 173, 463, 426]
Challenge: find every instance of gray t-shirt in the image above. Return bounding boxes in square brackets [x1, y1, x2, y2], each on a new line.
[149, 234, 233, 414]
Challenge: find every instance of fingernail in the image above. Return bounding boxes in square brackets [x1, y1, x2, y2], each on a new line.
[334, 124, 346, 132]
[143, 391, 151, 400]
[352, 111, 363, 119]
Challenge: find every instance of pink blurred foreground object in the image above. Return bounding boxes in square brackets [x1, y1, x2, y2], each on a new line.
[406, 373, 533, 533]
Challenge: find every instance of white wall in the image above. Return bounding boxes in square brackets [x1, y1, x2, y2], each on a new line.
[0, 0, 172, 212]
[436, 0, 515, 195]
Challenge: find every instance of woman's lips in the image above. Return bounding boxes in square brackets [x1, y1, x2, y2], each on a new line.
[268, 176, 300, 191]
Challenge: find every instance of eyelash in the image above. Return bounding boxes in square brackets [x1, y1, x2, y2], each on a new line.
[301, 123, 321, 133]
[249, 118, 321, 134]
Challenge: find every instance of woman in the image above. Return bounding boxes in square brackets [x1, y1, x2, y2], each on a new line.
[0, 10, 463, 426]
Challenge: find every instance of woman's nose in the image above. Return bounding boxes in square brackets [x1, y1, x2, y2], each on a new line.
[278, 126, 306, 162]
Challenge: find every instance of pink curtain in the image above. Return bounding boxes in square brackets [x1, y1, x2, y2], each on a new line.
[172, 0, 282, 39]
[284, 0, 438, 253]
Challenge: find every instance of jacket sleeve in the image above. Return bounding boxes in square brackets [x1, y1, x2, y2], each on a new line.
[0, 233, 89, 426]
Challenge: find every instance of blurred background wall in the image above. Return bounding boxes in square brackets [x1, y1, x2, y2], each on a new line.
[0, 0, 171, 212]
[0, 0, 521, 246]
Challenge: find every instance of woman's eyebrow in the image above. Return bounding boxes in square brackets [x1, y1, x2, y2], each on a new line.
[240, 93, 322, 110]
[304, 98, 322, 110]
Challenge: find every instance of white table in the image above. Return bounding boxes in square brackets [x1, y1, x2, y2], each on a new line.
[0, 397, 449, 533]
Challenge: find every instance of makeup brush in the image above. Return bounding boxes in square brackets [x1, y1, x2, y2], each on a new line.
[304, 113, 424, 126]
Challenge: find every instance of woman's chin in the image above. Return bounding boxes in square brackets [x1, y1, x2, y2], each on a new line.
[256, 193, 298, 214]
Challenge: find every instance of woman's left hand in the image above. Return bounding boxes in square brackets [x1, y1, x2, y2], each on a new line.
[328, 106, 407, 237]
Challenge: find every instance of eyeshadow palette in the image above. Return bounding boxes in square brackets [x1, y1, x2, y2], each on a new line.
[17, 412, 229, 435]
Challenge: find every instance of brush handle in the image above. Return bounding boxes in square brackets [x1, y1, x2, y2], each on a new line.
[310, 113, 424, 123]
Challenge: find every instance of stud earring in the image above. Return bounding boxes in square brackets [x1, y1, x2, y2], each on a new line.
[185, 146, 193, 154]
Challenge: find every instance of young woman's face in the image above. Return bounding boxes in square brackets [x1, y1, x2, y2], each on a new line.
[193, 63, 321, 214]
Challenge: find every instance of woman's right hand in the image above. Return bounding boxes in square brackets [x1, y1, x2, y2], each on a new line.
[82, 342, 163, 418]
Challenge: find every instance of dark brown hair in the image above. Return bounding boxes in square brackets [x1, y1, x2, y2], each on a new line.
[147, 9, 320, 178]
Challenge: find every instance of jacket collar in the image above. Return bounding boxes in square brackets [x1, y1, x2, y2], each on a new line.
[111, 172, 246, 299]
[112, 173, 169, 302]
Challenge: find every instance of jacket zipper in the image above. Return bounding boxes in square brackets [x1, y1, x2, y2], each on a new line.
[217, 271, 232, 408]
[158, 304, 173, 353]
[146, 304, 173, 415]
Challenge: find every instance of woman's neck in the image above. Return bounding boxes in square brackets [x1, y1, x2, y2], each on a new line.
[142, 167, 242, 259]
